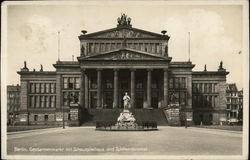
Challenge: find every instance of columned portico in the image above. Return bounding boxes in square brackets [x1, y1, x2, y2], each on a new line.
[113, 69, 119, 108]
[146, 69, 152, 108]
[80, 69, 85, 108]
[97, 69, 102, 108]
[163, 69, 169, 107]
[130, 69, 135, 108]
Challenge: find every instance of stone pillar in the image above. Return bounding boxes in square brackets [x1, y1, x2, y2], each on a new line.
[84, 73, 89, 108]
[80, 69, 85, 108]
[56, 74, 61, 109]
[130, 69, 136, 108]
[113, 69, 119, 108]
[163, 69, 169, 107]
[147, 69, 152, 108]
[97, 69, 102, 108]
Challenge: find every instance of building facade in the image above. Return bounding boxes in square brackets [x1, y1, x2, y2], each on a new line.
[16, 14, 229, 126]
[7, 85, 21, 125]
[226, 83, 243, 124]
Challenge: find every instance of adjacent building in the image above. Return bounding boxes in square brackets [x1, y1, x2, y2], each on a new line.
[16, 14, 230, 126]
[226, 83, 243, 124]
[7, 85, 21, 125]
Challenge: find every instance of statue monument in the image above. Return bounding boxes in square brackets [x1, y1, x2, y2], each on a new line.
[116, 92, 137, 129]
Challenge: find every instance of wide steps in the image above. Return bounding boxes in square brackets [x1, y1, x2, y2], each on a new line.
[81, 108, 168, 126]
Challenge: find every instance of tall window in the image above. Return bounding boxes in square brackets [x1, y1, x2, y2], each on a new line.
[69, 78, 74, 89]
[105, 79, 113, 89]
[45, 84, 50, 93]
[174, 78, 179, 89]
[30, 96, 35, 107]
[50, 83, 55, 93]
[41, 83, 45, 93]
[35, 96, 40, 108]
[51, 96, 55, 108]
[35, 84, 40, 93]
[46, 96, 50, 108]
[75, 78, 80, 89]
[41, 96, 45, 108]
[204, 84, 207, 93]
[180, 78, 186, 88]
[169, 78, 173, 89]
[208, 84, 212, 93]
[31, 83, 35, 93]
[63, 92, 69, 105]
[180, 92, 186, 105]
[63, 78, 68, 89]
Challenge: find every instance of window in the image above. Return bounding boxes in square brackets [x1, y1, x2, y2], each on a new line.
[75, 78, 80, 89]
[180, 78, 186, 88]
[174, 78, 179, 89]
[121, 81, 128, 89]
[44, 115, 48, 121]
[63, 78, 68, 89]
[169, 78, 173, 89]
[208, 84, 212, 93]
[152, 79, 158, 89]
[63, 92, 69, 105]
[68, 114, 71, 120]
[199, 83, 202, 93]
[31, 83, 35, 93]
[204, 84, 207, 93]
[34, 115, 38, 121]
[35, 83, 40, 93]
[45, 84, 50, 93]
[35, 96, 40, 108]
[69, 78, 74, 89]
[50, 83, 55, 93]
[51, 96, 55, 107]
[45, 96, 50, 108]
[209, 96, 212, 107]
[41, 83, 45, 93]
[30, 96, 35, 108]
[41, 96, 45, 108]
[105, 79, 113, 89]
[180, 92, 186, 105]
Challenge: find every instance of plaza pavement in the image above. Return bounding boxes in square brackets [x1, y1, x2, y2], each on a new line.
[6, 126, 242, 156]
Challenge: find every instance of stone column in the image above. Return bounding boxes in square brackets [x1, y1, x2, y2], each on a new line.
[113, 69, 119, 108]
[97, 69, 102, 108]
[147, 69, 152, 108]
[163, 69, 169, 107]
[80, 69, 85, 108]
[84, 73, 89, 109]
[130, 69, 136, 108]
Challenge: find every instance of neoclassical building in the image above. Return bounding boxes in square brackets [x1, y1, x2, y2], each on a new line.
[16, 14, 229, 126]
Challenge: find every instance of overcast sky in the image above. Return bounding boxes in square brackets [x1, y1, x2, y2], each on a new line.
[5, 1, 246, 89]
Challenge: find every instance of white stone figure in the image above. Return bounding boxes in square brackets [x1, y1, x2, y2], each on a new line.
[123, 92, 130, 110]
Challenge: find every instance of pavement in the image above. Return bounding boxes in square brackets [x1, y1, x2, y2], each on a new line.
[6, 126, 242, 156]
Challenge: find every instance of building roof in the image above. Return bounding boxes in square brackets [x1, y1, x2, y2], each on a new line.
[7, 85, 20, 92]
[226, 83, 238, 92]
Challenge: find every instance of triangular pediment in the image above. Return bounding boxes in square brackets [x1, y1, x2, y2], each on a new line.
[81, 48, 169, 61]
[79, 27, 169, 39]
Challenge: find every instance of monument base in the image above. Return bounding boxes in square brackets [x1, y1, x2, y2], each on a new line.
[96, 109, 157, 131]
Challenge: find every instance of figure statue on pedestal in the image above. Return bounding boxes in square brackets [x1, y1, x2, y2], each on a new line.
[123, 92, 130, 110]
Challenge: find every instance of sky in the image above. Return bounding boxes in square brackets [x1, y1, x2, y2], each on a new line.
[5, 1, 246, 89]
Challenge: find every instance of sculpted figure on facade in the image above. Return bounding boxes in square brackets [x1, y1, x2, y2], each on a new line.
[123, 92, 131, 109]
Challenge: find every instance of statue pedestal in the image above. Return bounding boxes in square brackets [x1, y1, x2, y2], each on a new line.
[69, 103, 80, 126]
[116, 109, 137, 130]
[163, 103, 181, 126]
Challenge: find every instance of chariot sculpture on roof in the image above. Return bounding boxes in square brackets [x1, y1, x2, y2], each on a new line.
[117, 13, 132, 27]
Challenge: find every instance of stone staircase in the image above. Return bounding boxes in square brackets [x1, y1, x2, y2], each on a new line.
[80, 108, 168, 126]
